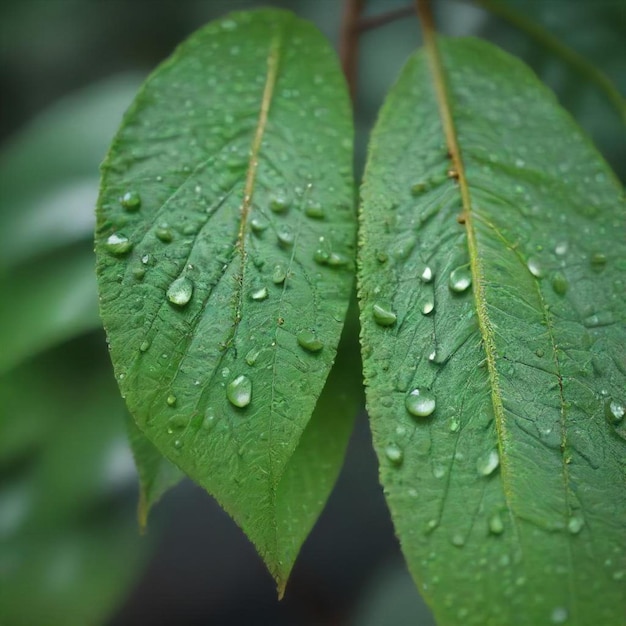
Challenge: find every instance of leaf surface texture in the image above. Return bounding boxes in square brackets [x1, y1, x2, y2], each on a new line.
[95, 9, 356, 587]
[359, 37, 625, 626]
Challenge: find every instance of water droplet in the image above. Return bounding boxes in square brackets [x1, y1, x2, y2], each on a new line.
[385, 444, 403, 465]
[552, 272, 568, 296]
[567, 515, 584, 534]
[489, 512, 504, 535]
[167, 415, 186, 432]
[606, 399, 625, 424]
[167, 277, 194, 306]
[305, 201, 325, 219]
[173, 439, 183, 450]
[405, 389, 436, 417]
[120, 190, 141, 211]
[277, 227, 294, 247]
[156, 226, 173, 243]
[448, 266, 472, 293]
[432, 465, 445, 479]
[421, 266, 433, 282]
[451, 533, 465, 547]
[314, 248, 329, 265]
[327, 252, 350, 267]
[550, 607, 568, 624]
[202, 408, 216, 430]
[133, 266, 146, 280]
[166, 394, 177, 407]
[250, 217, 268, 233]
[272, 264, 286, 284]
[527, 257, 544, 278]
[250, 286, 268, 301]
[373, 304, 397, 327]
[141, 254, 151, 265]
[422, 299, 435, 315]
[591, 252, 607, 271]
[477, 449, 500, 476]
[554, 241, 568, 256]
[105, 233, 132, 255]
[297, 329, 324, 353]
[584, 311, 614, 327]
[245, 347, 261, 366]
[449, 418, 460, 432]
[139, 340, 150, 352]
[227, 375, 252, 408]
[269, 192, 290, 213]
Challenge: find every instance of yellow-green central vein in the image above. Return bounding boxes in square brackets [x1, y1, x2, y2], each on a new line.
[232, 33, 282, 333]
[416, 1, 516, 524]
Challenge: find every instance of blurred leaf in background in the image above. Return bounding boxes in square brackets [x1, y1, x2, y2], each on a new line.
[0, 75, 154, 625]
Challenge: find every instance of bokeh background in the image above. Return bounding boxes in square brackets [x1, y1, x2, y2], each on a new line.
[0, 1, 624, 625]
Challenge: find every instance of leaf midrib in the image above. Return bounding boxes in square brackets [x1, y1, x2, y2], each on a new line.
[419, 29, 517, 534]
[420, 29, 581, 614]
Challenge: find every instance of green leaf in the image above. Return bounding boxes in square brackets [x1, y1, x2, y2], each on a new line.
[125, 414, 184, 531]
[95, 9, 355, 589]
[358, 37, 625, 626]
[0, 244, 100, 374]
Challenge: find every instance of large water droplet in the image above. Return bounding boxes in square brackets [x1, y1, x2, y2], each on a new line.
[305, 201, 325, 219]
[527, 256, 544, 278]
[297, 329, 324, 352]
[269, 192, 290, 213]
[156, 226, 173, 243]
[227, 375, 252, 408]
[552, 272, 568, 296]
[166, 394, 177, 407]
[448, 266, 472, 293]
[373, 303, 397, 327]
[327, 252, 350, 267]
[477, 449, 500, 476]
[105, 233, 132, 255]
[277, 227, 294, 247]
[120, 190, 141, 211]
[272, 264, 287, 284]
[250, 286, 268, 301]
[167, 276, 194, 306]
[250, 217, 268, 233]
[606, 399, 625, 424]
[385, 444, 403, 465]
[422, 299, 435, 315]
[405, 388, 436, 417]
[421, 266, 433, 283]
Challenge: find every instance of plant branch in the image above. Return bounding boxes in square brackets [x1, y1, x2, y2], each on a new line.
[474, 0, 626, 124]
[340, 0, 365, 101]
[357, 5, 414, 32]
